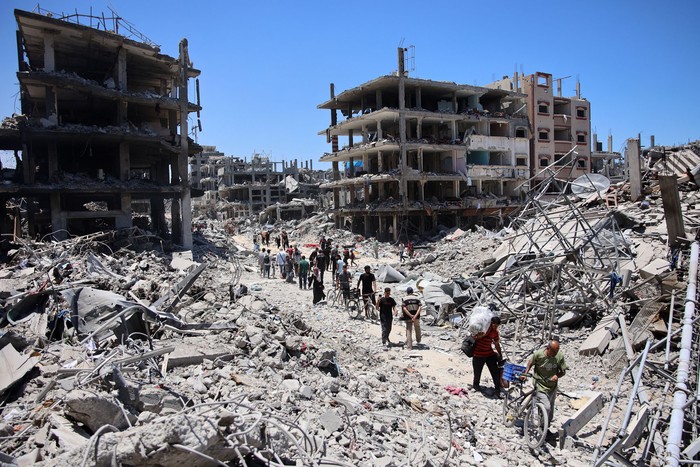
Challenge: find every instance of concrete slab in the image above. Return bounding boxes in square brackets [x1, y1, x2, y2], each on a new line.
[579, 314, 620, 356]
[0, 344, 40, 394]
[559, 391, 604, 448]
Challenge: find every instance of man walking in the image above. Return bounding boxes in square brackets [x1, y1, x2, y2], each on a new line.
[377, 288, 397, 348]
[522, 340, 568, 424]
[258, 248, 266, 276]
[401, 287, 422, 350]
[276, 249, 287, 278]
[298, 255, 310, 289]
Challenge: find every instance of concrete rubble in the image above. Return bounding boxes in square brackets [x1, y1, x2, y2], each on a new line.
[0, 145, 697, 466]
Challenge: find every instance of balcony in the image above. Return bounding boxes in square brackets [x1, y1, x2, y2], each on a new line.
[553, 114, 572, 127]
[465, 165, 529, 179]
[555, 140, 573, 153]
[468, 135, 513, 152]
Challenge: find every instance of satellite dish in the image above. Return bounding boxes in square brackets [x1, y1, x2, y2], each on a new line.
[570, 173, 610, 198]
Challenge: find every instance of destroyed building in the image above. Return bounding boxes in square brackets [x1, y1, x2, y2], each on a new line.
[0, 8, 200, 248]
[190, 147, 323, 220]
[318, 49, 531, 241]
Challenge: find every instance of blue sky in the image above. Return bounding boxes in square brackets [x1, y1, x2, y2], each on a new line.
[1, 1, 699, 168]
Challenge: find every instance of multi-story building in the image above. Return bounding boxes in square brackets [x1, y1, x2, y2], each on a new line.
[0, 8, 200, 247]
[190, 149, 321, 220]
[318, 49, 530, 241]
[489, 72, 592, 184]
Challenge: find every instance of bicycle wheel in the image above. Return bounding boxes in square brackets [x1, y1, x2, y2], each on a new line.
[346, 299, 361, 319]
[330, 289, 341, 307]
[523, 402, 549, 449]
[365, 302, 377, 321]
[502, 392, 516, 427]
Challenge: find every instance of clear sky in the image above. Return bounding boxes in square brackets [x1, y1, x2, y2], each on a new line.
[1, 0, 699, 169]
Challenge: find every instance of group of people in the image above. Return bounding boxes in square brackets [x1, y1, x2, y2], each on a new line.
[471, 316, 568, 424]
[253, 229, 290, 252]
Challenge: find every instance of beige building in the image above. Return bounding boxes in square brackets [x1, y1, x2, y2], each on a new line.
[490, 72, 592, 184]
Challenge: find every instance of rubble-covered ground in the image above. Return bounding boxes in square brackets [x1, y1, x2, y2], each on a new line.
[0, 176, 697, 466]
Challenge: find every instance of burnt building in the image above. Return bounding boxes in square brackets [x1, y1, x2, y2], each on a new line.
[0, 9, 200, 247]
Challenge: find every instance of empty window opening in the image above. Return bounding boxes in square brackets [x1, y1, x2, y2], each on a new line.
[537, 75, 550, 87]
[577, 159, 587, 168]
[515, 127, 527, 138]
[539, 157, 549, 167]
[577, 133, 587, 144]
[576, 107, 587, 118]
[538, 129, 550, 141]
[538, 103, 549, 114]
[516, 157, 527, 166]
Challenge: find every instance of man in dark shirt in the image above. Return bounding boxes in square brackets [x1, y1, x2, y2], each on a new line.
[401, 287, 422, 350]
[356, 265, 377, 305]
[377, 288, 397, 348]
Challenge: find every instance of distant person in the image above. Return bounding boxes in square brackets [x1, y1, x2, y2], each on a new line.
[275, 233, 281, 249]
[316, 249, 326, 283]
[336, 264, 352, 302]
[263, 249, 272, 278]
[398, 242, 406, 263]
[258, 248, 266, 276]
[276, 249, 287, 278]
[285, 256, 295, 283]
[472, 316, 503, 398]
[401, 287, 422, 350]
[312, 265, 325, 304]
[377, 288, 398, 348]
[298, 255, 310, 289]
[309, 247, 318, 265]
[522, 340, 568, 423]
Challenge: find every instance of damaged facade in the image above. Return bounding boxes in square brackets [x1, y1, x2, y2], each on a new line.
[319, 50, 531, 241]
[190, 147, 325, 220]
[0, 9, 201, 248]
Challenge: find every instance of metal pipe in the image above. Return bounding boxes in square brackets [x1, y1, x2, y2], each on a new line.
[665, 290, 675, 370]
[666, 241, 699, 466]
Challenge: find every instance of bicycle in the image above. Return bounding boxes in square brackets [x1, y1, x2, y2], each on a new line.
[345, 288, 362, 318]
[327, 286, 342, 307]
[501, 366, 549, 449]
[360, 293, 377, 321]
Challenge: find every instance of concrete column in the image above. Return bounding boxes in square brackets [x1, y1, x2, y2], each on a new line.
[416, 117, 422, 139]
[418, 148, 424, 173]
[377, 121, 383, 140]
[392, 215, 398, 242]
[451, 120, 457, 140]
[349, 129, 354, 148]
[45, 86, 57, 122]
[362, 124, 367, 143]
[650, 135, 655, 148]
[116, 193, 132, 229]
[48, 143, 58, 179]
[119, 142, 130, 181]
[419, 180, 425, 201]
[454, 181, 459, 197]
[377, 151, 383, 172]
[333, 188, 339, 209]
[50, 193, 67, 240]
[627, 138, 642, 202]
[362, 153, 369, 173]
[416, 87, 422, 109]
[178, 39, 192, 249]
[332, 161, 340, 181]
[659, 175, 686, 247]
[43, 36, 55, 72]
[378, 181, 385, 199]
[453, 150, 457, 171]
[399, 67, 408, 208]
[349, 157, 355, 177]
[22, 144, 34, 184]
[150, 196, 166, 236]
[116, 48, 127, 91]
[608, 134, 613, 153]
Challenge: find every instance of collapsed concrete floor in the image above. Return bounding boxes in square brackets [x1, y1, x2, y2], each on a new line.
[0, 167, 699, 466]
